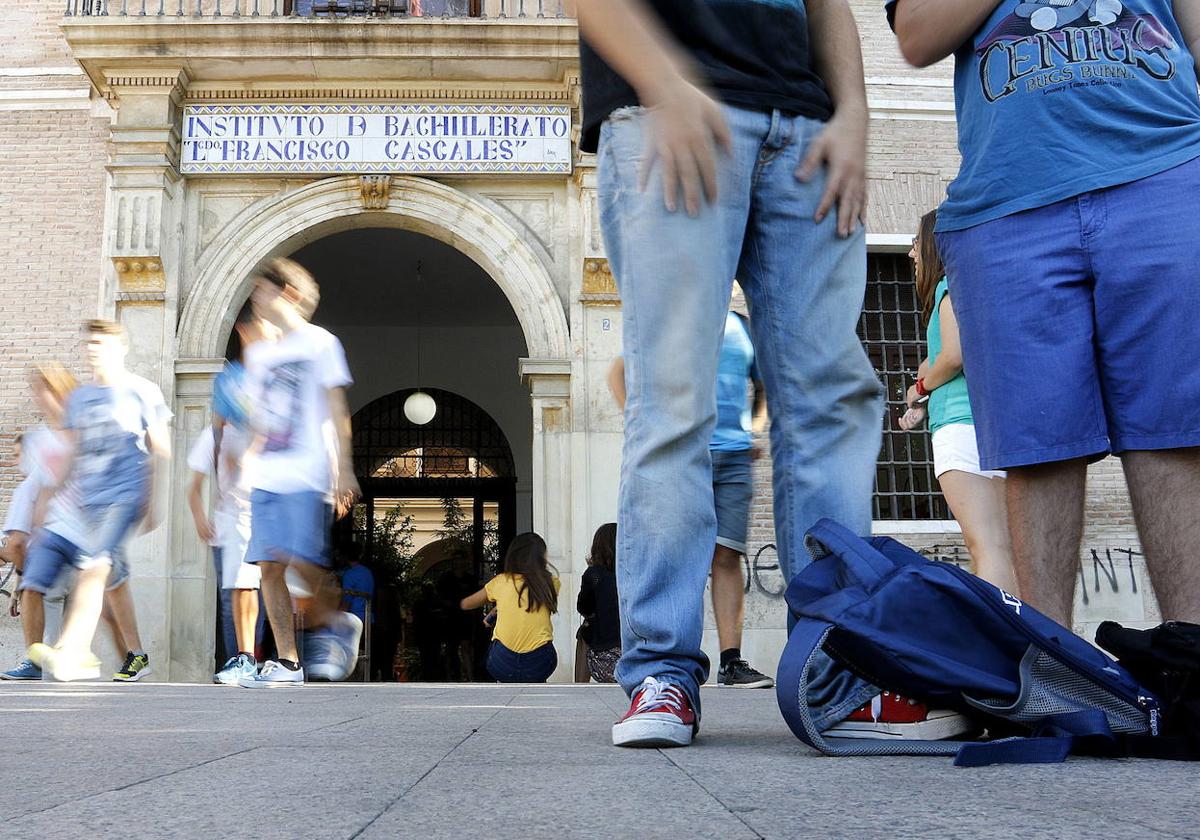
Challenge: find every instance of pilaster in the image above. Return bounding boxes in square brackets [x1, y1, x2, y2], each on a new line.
[519, 357, 573, 680]
[102, 67, 192, 678]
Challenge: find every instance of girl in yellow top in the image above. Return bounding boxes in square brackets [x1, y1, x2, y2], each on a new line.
[460, 532, 560, 683]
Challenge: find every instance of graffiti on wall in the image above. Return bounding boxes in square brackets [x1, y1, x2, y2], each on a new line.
[741, 541, 1147, 611]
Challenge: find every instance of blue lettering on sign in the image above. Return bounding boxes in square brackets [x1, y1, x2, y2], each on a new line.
[183, 107, 570, 170]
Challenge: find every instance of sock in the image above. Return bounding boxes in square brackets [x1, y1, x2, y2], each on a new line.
[132, 649, 147, 659]
[239, 652, 257, 664]
[278, 659, 300, 671]
[720, 648, 741, 669]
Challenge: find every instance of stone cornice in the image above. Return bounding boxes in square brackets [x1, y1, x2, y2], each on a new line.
[61, 18, 580, 97]
[185, 84, 571, 102]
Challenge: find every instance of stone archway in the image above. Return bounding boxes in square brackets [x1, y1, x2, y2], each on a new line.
[168, 174, 574, 683]
[177, 175, 570, 361]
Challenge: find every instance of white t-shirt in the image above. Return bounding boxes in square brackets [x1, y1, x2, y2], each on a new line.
[3, 425, 51, 534]
[26, 428, 88, 549]
[243, 322, 352, 495]
[186, 425, 251, 547]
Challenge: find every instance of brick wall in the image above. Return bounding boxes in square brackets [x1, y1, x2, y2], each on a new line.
[0, 3, 78, 67]
[0, 111, 109, 496]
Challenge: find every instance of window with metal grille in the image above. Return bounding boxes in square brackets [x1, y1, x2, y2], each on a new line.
[859, 253, 951, 521]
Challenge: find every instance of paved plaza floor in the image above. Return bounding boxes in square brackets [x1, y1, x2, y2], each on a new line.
[0, 681, 1192, 839]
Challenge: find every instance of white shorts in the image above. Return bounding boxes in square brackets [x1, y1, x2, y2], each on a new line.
[932, 424, 1007, 480]
[217, 512, 260, 591]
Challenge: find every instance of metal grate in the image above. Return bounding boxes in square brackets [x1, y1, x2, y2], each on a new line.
[858, 254, 950, 521]
[352, 388, 515, 480]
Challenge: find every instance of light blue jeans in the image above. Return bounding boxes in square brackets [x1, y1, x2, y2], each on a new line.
[598, 105, 883, 715]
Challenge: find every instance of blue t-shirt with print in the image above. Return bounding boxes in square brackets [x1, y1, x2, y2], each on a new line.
[885, 0, 1200, 231]
[711, 312, 759, 452]
[64, 376, 170, 508]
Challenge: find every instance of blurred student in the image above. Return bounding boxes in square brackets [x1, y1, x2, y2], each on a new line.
[30, 322, 171, 682]
[237, 258, 362, 688]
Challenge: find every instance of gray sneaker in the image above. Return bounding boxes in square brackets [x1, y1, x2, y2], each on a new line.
[717, 659, 775, 689]
[239, 659, 304, 688]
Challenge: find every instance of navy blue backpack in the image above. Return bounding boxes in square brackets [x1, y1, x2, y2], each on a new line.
[777, 519, 1161, 766]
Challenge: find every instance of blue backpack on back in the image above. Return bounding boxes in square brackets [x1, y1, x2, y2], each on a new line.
[776, 519, 1161, 766]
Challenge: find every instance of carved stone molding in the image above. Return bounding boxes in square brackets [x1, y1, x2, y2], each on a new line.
[103, 68, 190, 105]
[186, 86, 572, 103]
[113, 257, 166, 293]
[581, 258, 619, 306]
[359, 175, 393, 210]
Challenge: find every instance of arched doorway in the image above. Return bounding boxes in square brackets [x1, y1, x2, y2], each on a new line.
[169, 175, 574, 684]
[347, 388, 517, 681]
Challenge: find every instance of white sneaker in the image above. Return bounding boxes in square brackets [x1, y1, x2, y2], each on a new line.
[306, 612, 363, 682]
[238, 659, 304, 688]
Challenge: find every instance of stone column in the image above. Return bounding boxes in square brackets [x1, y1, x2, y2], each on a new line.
[519, 358, 573, 681]
[102, 68, 190, 677]
[169, 360, 224, 682]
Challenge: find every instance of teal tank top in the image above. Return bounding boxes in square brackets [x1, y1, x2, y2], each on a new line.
[926, 278, 974, 433]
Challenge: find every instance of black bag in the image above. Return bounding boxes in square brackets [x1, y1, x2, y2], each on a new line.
[1096, 621, 1200, 760]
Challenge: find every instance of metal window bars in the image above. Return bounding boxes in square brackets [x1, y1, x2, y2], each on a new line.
[66, 0, 567, 17]
[858, 254, 950, 521]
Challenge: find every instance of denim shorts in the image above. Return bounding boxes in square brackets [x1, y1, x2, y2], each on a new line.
[486, 639, 557, 683]
[83, 502, 142, 591]
[712, 448, 753, 555]
[18, 529, 106, 594]
[247, 490, 331, 567]
[937, 155, 1200, 471]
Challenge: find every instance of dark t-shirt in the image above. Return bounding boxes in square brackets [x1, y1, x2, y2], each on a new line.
[577, 565, 621, 650]
[578, 0, 832, 153]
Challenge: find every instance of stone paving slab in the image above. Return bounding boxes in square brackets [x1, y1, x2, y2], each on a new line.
[0, 682, 1192, 840]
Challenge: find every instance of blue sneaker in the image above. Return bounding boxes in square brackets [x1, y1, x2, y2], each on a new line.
[305, 611, 363, 682]
[213, 654, 257, 686]
[1, 659, 42, 681]
[238, 659, 303, 688]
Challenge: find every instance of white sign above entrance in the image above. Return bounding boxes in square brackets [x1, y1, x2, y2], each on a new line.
[180, 104, 572, 176]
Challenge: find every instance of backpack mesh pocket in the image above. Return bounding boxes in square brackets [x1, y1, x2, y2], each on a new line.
[963, 645, 1149, 735]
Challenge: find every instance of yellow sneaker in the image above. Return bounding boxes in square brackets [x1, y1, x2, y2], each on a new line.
[26, 643, 53, 668]
[43, 649, 102, 682]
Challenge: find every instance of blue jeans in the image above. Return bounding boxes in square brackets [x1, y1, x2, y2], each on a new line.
[486, 640, 557, 683]
[598, 105, 883, 714]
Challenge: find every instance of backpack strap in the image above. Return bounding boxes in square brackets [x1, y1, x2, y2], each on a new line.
[953, 709, 1113, 767]
[805, 518, 895, 590]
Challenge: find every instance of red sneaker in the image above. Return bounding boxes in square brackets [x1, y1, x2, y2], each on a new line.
[824, 691, 973, 740]
[612, 677, 696, 747]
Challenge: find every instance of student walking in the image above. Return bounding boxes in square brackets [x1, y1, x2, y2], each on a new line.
[577, 523, 620, 683]
[461, 532, 560, 684]
[236, 257, 363, 687]
[886, 0, 1200, 626]
[3, 364, 80, 681]
[29, 321, 172, 682]
[579, 0, 883, 746]
[899, 210, 1017, 594]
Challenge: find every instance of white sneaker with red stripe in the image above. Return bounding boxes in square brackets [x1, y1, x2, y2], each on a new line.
[824, 691, 973, 740]
[612, 677, 697, 748]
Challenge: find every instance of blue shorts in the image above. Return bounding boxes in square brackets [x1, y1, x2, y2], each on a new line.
[83, 502, 141, 591]
[18, 529, 108, 594]
[712, 448, 753, 555]
[247, 490, 331, 567]
[937, 155, 1200, 471]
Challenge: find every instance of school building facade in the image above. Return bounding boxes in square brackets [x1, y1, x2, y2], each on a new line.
[0, 1, 1156, 681]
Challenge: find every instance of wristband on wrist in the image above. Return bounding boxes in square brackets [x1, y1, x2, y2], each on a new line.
[915, 378, 930, 398]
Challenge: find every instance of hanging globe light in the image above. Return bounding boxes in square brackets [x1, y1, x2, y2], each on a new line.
[404, 390, 437, 425]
